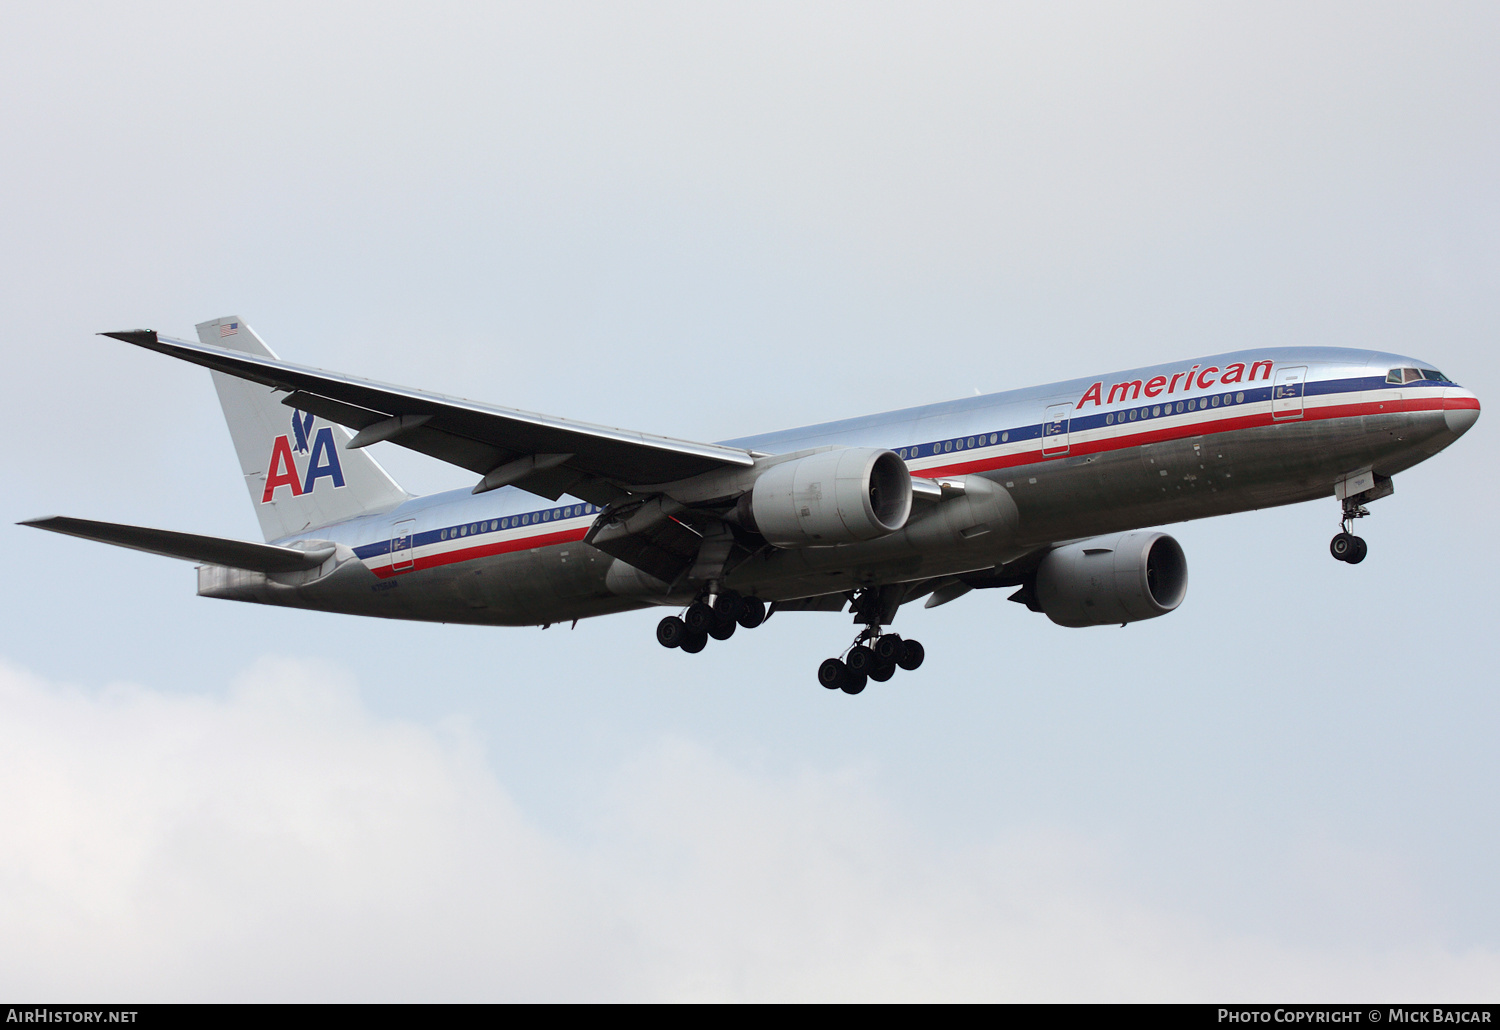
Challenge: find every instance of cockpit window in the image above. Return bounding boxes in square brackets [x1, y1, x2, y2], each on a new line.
[1386, 368, 1426, 385]
[1421, 369, 1448, 382]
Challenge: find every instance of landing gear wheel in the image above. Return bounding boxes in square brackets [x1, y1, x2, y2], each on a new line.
[712, 591, 742, 624]
[656, 616, 688, 649]
[1347, 535, 1368, 564]
[736, 597, 767, 629]
[841, 671, 868, 695]
[818, 658, 847, 690]
[707, 618, 737, 641]
[874, 635, 903, 664]
[684, 602, 715, 632]
[897, 639, 925, 671]
[869, 663, 896, 682]
[846, 645, 877, 675]
[680, 630, 708, 654]
[1330, 532, 1356, 562]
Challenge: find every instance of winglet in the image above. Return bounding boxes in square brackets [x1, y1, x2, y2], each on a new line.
[99, 329, 159, 346]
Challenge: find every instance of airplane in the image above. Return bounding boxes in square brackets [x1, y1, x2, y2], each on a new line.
[22, 316, 1480, 695]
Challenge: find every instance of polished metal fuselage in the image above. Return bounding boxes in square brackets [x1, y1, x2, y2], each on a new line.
[197, 346, 1479, 626]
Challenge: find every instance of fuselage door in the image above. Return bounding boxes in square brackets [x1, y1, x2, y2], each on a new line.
[1042, 403, 1071, 455]
[391, 518, 415, 572]
[1272, 366, 1308, 420]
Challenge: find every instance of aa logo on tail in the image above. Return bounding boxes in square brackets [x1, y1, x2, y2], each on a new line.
[262, 410, 346, 503]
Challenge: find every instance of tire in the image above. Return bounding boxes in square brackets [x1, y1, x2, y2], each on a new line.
[656, 616, 687, 648]
[818, 658, 847, 690]
[684, 602, 715, 632]
[736, 597, 767, 629]
[874, 635, 903, 663]
[1347, 536, 1368, 564]
[841, 671, 868, 695]
[1330, 532, 1355, 562]
[897, 639, 925, 671]
[869, 663, 895, 682]
[680, 630, 708, 654]
[707, 618, 737, 641]
[712, 591, 742, 623]
[846, 645, 877, 674]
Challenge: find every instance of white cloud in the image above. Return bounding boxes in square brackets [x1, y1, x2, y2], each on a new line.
[0, 657, 1495, 1001]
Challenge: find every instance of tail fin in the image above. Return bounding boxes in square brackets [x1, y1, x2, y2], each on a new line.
[197, 316, 409, 541]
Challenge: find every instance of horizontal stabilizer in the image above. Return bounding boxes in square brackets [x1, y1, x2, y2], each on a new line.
[19, 516, 334, 573]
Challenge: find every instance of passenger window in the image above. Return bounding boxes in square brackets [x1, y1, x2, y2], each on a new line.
[1001, 432, 1009, 442]
[966, 437, 974, 448]
[1210, 395, 1219, 407]
[1128, 409, 1138, 421]
[1106, 413, 1114, 425]
[1152, 406, 1161, 417]
[990, 433, 998, 444]
[1235, 392, 1244, 403]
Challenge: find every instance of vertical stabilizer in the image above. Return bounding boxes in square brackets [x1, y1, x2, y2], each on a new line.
[198, 316, 409, 541]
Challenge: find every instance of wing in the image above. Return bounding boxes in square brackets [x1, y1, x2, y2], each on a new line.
[20, 516, 334, 573]
[103, 330, 755, 505]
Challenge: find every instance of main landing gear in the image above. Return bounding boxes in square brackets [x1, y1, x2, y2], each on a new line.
[817, 631, 925, 695]
[656, 590, 768, 654]
[1330, 497, 1370, 565]
[817, 587, 925, 696]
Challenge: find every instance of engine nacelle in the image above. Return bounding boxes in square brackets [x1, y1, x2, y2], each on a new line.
[742, 448, 913, 547]
[1032, 531, 1188, 627]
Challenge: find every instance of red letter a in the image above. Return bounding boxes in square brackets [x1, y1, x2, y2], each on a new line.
[262, 436, 304, 502]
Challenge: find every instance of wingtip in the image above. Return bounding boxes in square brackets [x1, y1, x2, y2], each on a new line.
[99, 329, 159, 346]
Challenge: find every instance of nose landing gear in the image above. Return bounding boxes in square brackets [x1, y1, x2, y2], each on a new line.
[1330, 497, 1370, 564]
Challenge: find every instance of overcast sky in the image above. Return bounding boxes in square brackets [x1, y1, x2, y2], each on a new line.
[2, 1, 1498, 1001]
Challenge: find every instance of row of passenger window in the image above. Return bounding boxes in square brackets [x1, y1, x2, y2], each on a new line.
[1104, 391, 1248, 425]
[897, 432, 1009, 460]
[438, 503, 600, 541]
[896, 389, 1255, 456]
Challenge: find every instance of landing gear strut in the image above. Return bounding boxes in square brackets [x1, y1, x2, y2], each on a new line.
[816, 589, 925, 696]
[1330, 497, 1370, 564]
[656, 590, 768, 654]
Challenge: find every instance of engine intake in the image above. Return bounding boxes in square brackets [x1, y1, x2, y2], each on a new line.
[1031, 531, 1188, 627]
[742, 448, 913, 547]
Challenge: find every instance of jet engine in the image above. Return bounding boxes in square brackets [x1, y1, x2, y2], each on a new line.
[739, 448, 913, 547]
[1029, 531, 1188, 627]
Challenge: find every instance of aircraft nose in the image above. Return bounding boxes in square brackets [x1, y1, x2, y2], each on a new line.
[1445, 387, 1481, 437]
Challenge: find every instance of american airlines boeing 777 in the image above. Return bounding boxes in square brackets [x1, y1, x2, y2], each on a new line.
[24, 317, 1480, 694]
